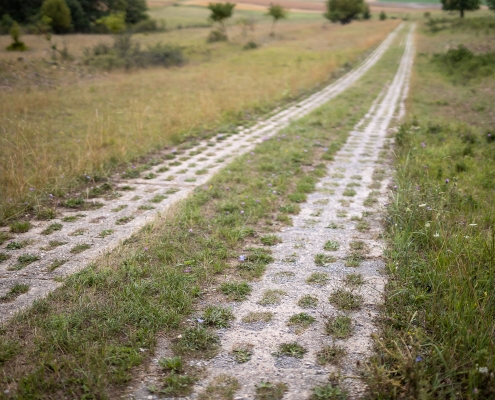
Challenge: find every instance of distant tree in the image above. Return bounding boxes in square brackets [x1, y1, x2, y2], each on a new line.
[441, 0, 480, 17]
[267, 3, 287, 36]
[488, 0, 495, 11]
[379, 10, 387, 20]
[325, 0, 364, 24]
[362, 3, 371, 19]
[41, 0, 72, 33]
[124, 0, 148, 24]
[65, 0, 90, 31]
[97, 11, 127, 33]
[207, 2, 236, 39]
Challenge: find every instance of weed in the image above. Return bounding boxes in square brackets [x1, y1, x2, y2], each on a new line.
[70, 243, 91, 254]
[9, 254, 40, 271]
[260, 235, 281, 246]
[258, 289, 286, 306]
[298, 295, 319, 309]
[316, 345, 346, 366]
[195, 169, 208, 175]
[274, 342, 307, 358]
[36, 207, 57, 220]
[306, 272, 329, 286]
[325, 315, 353, 339]
[144, 173, 157, 180]
[346, 182, 360, 187]
[158, 356, 183, 373]
[329, 289, 363, 311]
[173, 326, 219, 356]
[10, 221, 31, 233]
[315, 254, 336, 266]
[150, 194, 167, 203]
[327, 222, 340, 229]
[363, 192, 378, 207]
[272, 271, 295, 282]
[41, 223, 63, 236]
[220, 282, 252, 301]
[349, 241, 365, 251]
[255, 381, 288, 400]
[345, 252, 363, 268]
[288, 192, 306, 203]
[337, 211, 347, 218]
[198, 374, 240, 400]
[63, 198, 85, 208]
[324, 241, 339, 251]
[203, 306, 235, 328]
[6, 241, 26, 250]
[0, 253, 11, 262]
[40, 240, 67, 251]
[350, 175, 362, 180]
[310, 383, 348, 400]
[287, 312, 315, 333]
[111, 205, 128, 212]
[116, 216, 134, 225]
[47, 259, 67, 272]
[343, 188, 357, 197]
[0, 232, 12, 245]
[62, 214, 85, 222]
[157, 166, 169, 173]
[148, 371, 196, 396]
[98, 230, 114, 238]
[0, 283, 29, 302]
[138, 205, 155, 210]
[232, 344, 253, 363]
[165, 188, 180, 195]
[356, 220, 370, 232]
[69, 228, 86, 236]
[344, 273, 364, 287]
[242, 312, 273, 323]
[314, 199, 330, 205]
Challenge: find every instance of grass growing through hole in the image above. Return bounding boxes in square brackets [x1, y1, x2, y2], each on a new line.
[232, 343, 253, 363]
[116, 216, 134, 225]
[0, 232, 12, 245]
[220, 282, 252, 302]
[345, 252, 363, 268]
[237, 248, 273, 279]
[343, 188, 357, 197]
[306, 272, 329, 286]
[198, 374, 240, 400]
[47, 259, 67, 271]
[260, 235, 281, 246]
[203, 306, 235, 328]
[173, 326, 219, 357]
[9, 254, 40, 271]
[40, 223, 63, 235]
[0, 253, 10, 262]
[310, 383, 348, 400]
[148, 372, 197, 396]
[0, 36, 406, 397]
[287, 312, 316, 333]
[316, 344, 346, 366]
[275, 342, 307, 358]
[356, 220, 370, 232]
[0, 284, 29, 303]
[325, 315, 353, 339]
[255, 381, 288, 400]
[324, 241, 340, 251]
[298, 295, 319, 309]
[158, 356, 183, 372]
[40, 240, 67, 251]
[258, 289, 286, 306]
[10, 221, 31, 233]
[315, 254, 336, 266]
[344, 273, 364, 287]
[70, 243, 91, 254]
[329, 289, 363, 311]
[111, 205, 127, 212]
[242, 312, 273, 323]
[62, 214, 85, 222]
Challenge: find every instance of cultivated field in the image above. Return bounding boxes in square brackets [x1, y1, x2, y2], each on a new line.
[1, 1, 495, 398]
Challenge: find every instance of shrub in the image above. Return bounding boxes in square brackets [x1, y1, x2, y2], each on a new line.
[362, 4, 371, 19]
[243, 41, 258, 50]
[207, 29, 227, 42]
[6, 22, 27, 52]
[379, 11, 387, 20]
[132, 18, 166, 33]
[207, 2, 236, 39]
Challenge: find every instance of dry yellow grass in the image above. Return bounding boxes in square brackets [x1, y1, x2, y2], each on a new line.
[0, 19, 399, 221]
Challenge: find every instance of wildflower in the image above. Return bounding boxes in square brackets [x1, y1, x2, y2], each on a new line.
[250, 152, 255, 155]
[255, 199, 260, 203]
[415, 356, 422, 362]
[144, 247, 149, 251]
[419, 204, 426, 207]
[304, 150, 308, 153]
[425, 222, 431, 228]
[241, 202, 245, 205]
[469, 223, 477, 226]
[172, 149, 177, 153]
[445, 178, 450, 184]
[29, 187, 34, 191]
[189, 229, 193, 233]
[268, 183, 272, 187]
[393, 185, 398, 189]
[323, 147, 329, 152]
[421, 142, 426, 148]
[184, 268, 192, 273]
[433, 233, 440, 237]
[86, 175, 91, 180]
[239, 255, 245, 261]
[240, 210, 245, 214]
[49, 194, 54, 198]
[197, 318, 204, 324]
[473, 388, 479, 394]
[464, 236, 469, 239]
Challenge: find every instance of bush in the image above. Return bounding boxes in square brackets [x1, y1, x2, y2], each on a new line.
[132, 18, 166, 33]
[379, 11, 387, 20]
[84, 34, 185, 71]
[432, 45, 495, 81]
[243, 41, 258, 50]
[362, 4, 371, 19]
[207, 29, 227, 42]
[6, 22, 27, 52]
[325, 0, 364, 24]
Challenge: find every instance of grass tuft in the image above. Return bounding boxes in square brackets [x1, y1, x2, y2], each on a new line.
[329, 289, 363, 311]
[255, 381, 288, 400]
[220, 282, 252, 302]
[325, 315, 353, 339]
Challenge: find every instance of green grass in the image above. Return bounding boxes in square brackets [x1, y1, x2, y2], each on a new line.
[323, 240, 340, 251]
[0, 284, 29, 303]
[41, 223, 63, 236]
[367, 21, 495, 398]
[255, 381, 288, 400]
[324, 315, 353, 339]
[310, 383, 348, 400]
[258, 289, 286, 306]
[0, 37, 406, 397]
[297, 295, 319, 309]
[329, 289, 363, 311]
[198, 374, 240, 400]
[287, 312, 316, 333]
[242, 312, 273, 323]
[203, 306, 235, 328]
[70, 243, 91, 254]
[316, 344, 346, 366]
[9, 221, 31, 233]
[274, 342, 307, 359]
[306, 272, 329, 286]
[9, 254, 39, 271]
[173, 326, 219, 357]
[315, 254, 336, 266]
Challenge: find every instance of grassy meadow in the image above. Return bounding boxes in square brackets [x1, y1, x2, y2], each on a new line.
[0, 3, 399, 224]
[366, 16, 495, 398]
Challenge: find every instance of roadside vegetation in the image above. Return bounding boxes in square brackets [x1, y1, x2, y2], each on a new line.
[0, 37, 405, 397]
[366, 16, 495, 398]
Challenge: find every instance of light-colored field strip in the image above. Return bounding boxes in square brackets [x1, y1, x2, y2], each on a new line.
[0, 24, 403, 323]
[129, 23, 415, 400]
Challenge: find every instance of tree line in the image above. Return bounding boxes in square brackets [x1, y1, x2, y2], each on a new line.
[0, 0, 148, 33]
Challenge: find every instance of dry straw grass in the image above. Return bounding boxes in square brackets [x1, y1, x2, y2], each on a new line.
[0, 20, 398, 220]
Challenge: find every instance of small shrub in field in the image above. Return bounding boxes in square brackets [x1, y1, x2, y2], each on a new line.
[379, 11, 387, 20]
[6, 22, 27, 51]
[207, 29, 227, 42]
[243, 41, 258, 50]
[267, 4, 287, 35]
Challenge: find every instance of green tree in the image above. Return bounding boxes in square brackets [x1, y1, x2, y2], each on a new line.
[267, 3, 287, 36]
[207, 2, 236, 39]
[325, 0, 364, 24]
[488, 0, 495, 10]
[379, 10, 387, 20]
[124, 0, 148, 24]
[6, 21, 28, 51]
[441, 0, 480, 17]
[41, 0, 72, 33]
[65, 0, 90, 31]
[96, 11, 126, 33]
